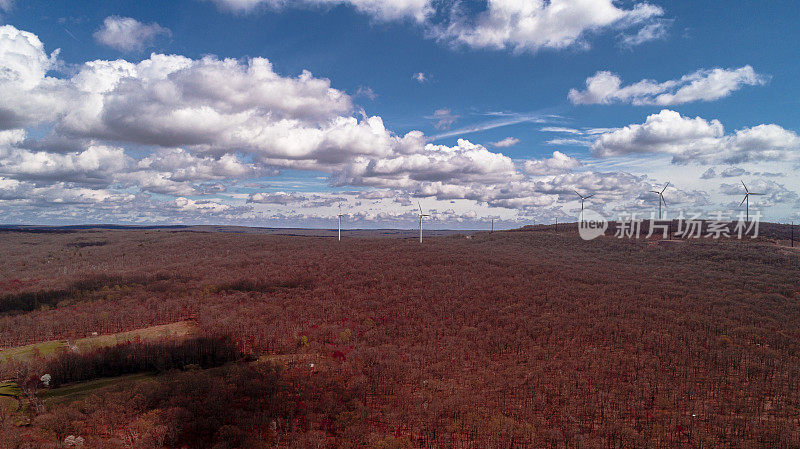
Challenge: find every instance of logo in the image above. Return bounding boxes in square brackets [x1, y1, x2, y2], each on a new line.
[579, 209, 608, 240]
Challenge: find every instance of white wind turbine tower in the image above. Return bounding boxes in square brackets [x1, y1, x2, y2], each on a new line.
[651, 182, 669, 220]
[740, 180, 764, 222]
[337, 209, 344, 241]
[417, 202, 430, 243]
[573, 190, 594, 222]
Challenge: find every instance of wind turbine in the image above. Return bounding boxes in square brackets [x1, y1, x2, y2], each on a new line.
[337, 209, 344, 241]
[651, 182, 669, 220]
[417, 202, 430, 243]
[740, 180, 764, 222]
[573, 190, 594, 222]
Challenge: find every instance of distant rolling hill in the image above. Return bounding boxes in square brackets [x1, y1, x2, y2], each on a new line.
[0, 224, 478, 238]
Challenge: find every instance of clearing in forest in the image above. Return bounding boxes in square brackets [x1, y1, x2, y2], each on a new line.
[0, 320, 198, 365]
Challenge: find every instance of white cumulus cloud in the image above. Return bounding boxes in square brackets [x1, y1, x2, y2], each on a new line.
[209, 0, 664, 54]
[207, 0, 432, 22]
[569, 66, 767, 105]
[524, 151, 582, 175]
[0, 24, 562, 214]
[93, 16, 171, 52]
[591, 109, 800, 164]
[491, 137, 519, 148]
[0, 142, 132, 185]
[435, 0, 663, 53]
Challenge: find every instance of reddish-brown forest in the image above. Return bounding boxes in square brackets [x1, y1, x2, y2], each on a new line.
[1, 228, 799, 448]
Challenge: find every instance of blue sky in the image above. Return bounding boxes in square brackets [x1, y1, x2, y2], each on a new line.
[1, 0, 799, 228]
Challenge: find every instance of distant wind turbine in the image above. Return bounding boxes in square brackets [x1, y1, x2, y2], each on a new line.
[740, 180, 764, 222]
[337, 209, 345, 242]
[418, 202, 430, 243]
[573, 190, 595, 222]
[651, 182, 669, 220]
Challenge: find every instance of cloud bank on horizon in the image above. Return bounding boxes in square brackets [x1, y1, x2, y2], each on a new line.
[0, 0, 799, 227]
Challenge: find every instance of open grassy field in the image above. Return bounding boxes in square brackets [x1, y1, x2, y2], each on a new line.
[39, 372, 155, 404]
[0, 340, 65, 364]
[1, 228, 799, 448]
[0, 320, 197, 364]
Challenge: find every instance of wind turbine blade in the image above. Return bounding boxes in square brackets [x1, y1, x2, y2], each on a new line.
[661, 182, 669, 193]
[750, 192, 765, 195]
[661, 196, 667, 206]
[651, 190, 660, 194]
[740, 195, 748, 206]
[585, 194, 595, 199]
[573, 190, 582, 198]
[418, 201, 422, 213]
[741, 180, 749, 193]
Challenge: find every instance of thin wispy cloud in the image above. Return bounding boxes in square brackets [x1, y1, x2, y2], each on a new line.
[541, 126, 582, 134]
[545, 138, 591, 146]
[619, 20, 671, 48]
[355, 86, 377, 100]
[431, 108, 458, 130]
[429, 113, 548, 141]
